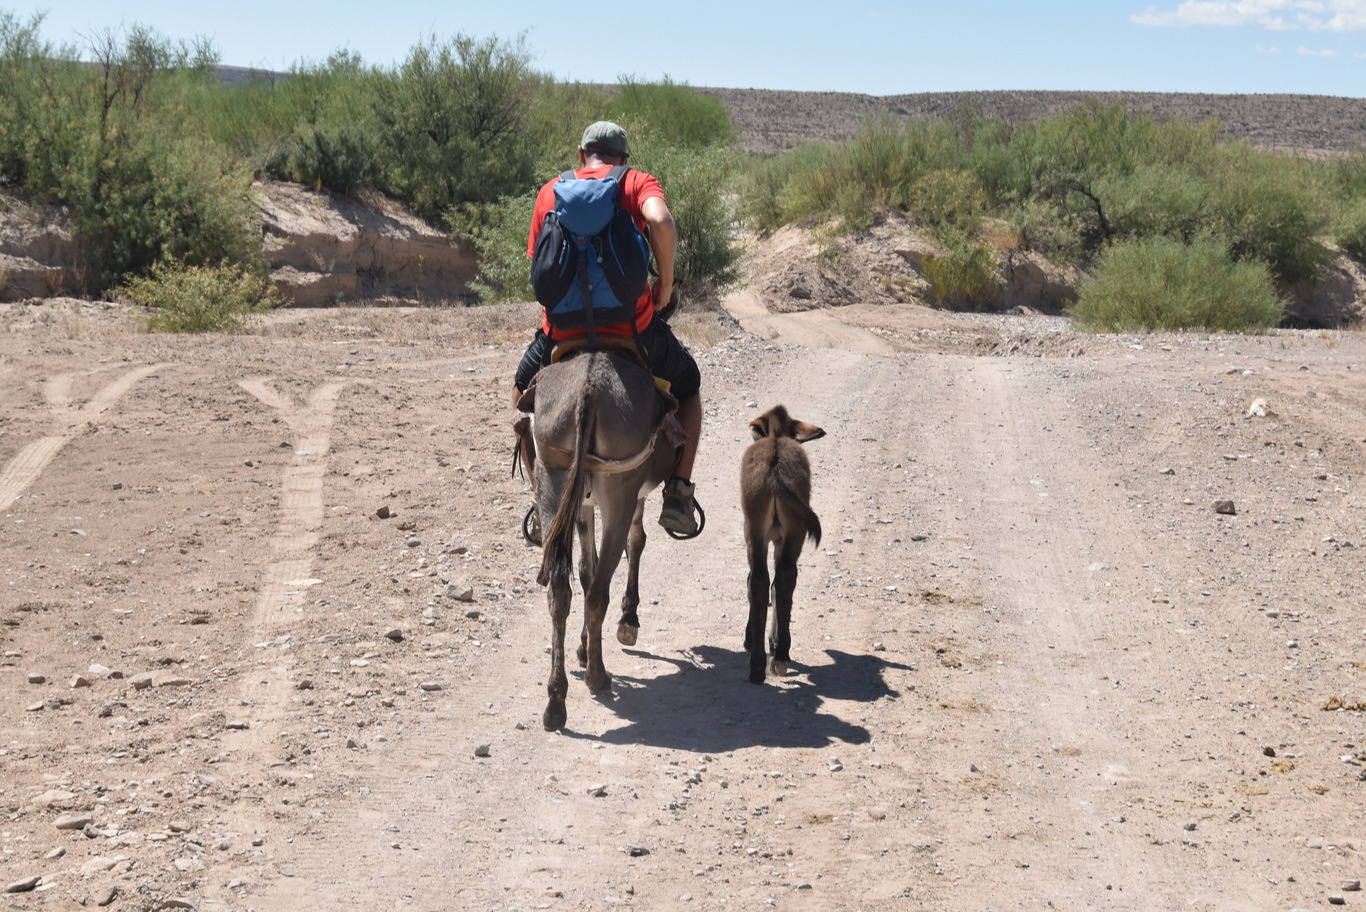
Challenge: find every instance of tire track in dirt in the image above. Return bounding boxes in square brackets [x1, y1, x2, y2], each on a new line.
[0, 364, 166, 504]
[237, 378, 349, 631]
[219, 378, 349, 905]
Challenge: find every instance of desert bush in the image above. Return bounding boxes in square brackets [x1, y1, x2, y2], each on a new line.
[524, 81, 612, 169]
[1205, 144, 1330, 284]
[0, 11, 58, 186]
[1333, 197, 1366, 259]
[0, 24, 263, 291]
[609, 76, 734, 149]
[371, 34, 542, 223]
[733, 144, 827, 232]
[1009, 198, 1085, 263]
[448, 191, 537, 303]
[634, 138, 741, 292]
[1331, 148, 1366, 200]
[763, 144, 838, 228]
[910, 168, 987, 229]
[1070, 235, 1284, 332]
[123, 259, 284, 333]
[275, 124, 376, 193]
[921, 227, 999, 308]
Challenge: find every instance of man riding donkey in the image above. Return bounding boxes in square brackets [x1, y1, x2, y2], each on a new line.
[512, 120, 704, 540]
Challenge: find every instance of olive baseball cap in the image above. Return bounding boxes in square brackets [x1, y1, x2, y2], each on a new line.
[580, 120, 630, 157]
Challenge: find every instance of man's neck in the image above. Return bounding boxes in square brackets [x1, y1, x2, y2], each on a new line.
[583, 155, 624, 169]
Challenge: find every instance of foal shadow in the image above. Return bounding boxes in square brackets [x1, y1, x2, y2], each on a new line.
[589, 644, 914, 753]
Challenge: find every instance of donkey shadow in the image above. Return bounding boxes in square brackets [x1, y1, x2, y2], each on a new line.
[583, 645, 914, 752]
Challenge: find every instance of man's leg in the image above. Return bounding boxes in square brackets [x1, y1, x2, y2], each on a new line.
[514, 331, 551, 543]
[645, 320, 703, 537]
[659, 390, 702, 536]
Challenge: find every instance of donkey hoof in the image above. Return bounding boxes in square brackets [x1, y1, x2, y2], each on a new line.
[586, 670, 612, 695]
[543, 700, 567, 732]
[617, 623, 639, 646]
[770, 658, 788, 677]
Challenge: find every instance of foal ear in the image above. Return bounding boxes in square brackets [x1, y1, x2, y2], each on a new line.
[749, 416, 770, 440]
[794, 421, 825, 443]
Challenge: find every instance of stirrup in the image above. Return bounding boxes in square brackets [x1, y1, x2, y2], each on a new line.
[522, 504, 542, 546]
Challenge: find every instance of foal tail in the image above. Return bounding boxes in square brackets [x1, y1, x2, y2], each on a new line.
[537, 392, 594, 587]
[777, 478, 822, 550]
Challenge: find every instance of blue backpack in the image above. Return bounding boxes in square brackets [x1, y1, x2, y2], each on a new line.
[530, 165, 651, 345]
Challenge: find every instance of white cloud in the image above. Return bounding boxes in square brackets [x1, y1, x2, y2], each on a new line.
[1132, 0, 1366, 31]
[1297, 44, 1341, 52]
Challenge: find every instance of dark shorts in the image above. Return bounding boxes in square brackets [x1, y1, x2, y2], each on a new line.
[514, 320, 701, 401]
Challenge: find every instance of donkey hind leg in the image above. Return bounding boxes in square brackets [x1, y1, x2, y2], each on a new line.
[582, 506, 632, 695]
[744, 535, 772, 685]
[616, 495, 648, 646]
[575, 502, 597, 667]
[768, 535, 803, 678]
[543, 574, 573, 731]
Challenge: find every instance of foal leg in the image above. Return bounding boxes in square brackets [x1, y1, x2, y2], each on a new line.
[744, 530, 772, 685]
[768, 535, 803, 678]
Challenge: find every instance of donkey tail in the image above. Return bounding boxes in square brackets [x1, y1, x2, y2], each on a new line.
[537, 391, 593, 587]
[773, 475, 821, 550]
[793, 495, 822, 549]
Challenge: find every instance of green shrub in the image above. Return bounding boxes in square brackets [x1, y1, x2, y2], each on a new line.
[371, 34, 542, 223]
[773, 145, 841, 226]
[1070, 235, 1284, 332]
[448, 191, 537, 303]
[280, 125, 375, 193]
[1332, 149, 1366, 200]
[1009, 198, 1084, 263]
[123, 259, 284, 333]
[634, 139, 740, 292]
[921, 227, 999, 308]
[610, 76, 734, 149]
[910, 168, 987, 229]
[1334, 197, 1366, 259]
[1207, 144, 1330, 284]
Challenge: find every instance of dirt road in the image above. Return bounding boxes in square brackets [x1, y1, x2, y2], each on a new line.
[0, 296, 1363, 911]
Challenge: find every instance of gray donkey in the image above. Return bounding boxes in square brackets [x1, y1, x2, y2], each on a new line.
[522, 347, 680, 730]
[740, 405, 824, 684]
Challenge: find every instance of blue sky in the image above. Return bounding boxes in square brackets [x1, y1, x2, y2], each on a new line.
[13, 1, 1366, 96]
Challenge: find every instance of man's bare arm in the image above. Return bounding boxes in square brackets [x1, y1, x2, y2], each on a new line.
[642, 196, 676, 307]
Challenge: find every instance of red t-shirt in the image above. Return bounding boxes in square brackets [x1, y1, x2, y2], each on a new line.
[527, 165, 666, 338]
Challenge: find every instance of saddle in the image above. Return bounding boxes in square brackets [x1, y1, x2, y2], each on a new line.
[513, 338, 686, 482]
[548, 333, 650, 375]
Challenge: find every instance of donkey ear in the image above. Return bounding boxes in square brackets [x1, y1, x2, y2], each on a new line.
[516, 387, 536, 412]
[749, 417, 769, 440]
[794, 422, 825, 443]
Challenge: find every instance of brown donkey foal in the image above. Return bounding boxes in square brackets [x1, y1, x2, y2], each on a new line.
[740, 405, 825, 684]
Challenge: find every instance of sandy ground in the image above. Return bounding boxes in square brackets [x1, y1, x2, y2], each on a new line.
[0, 293, 1363, 912]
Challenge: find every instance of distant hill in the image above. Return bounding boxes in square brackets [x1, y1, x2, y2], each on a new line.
[696, 88, 1366, 155]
